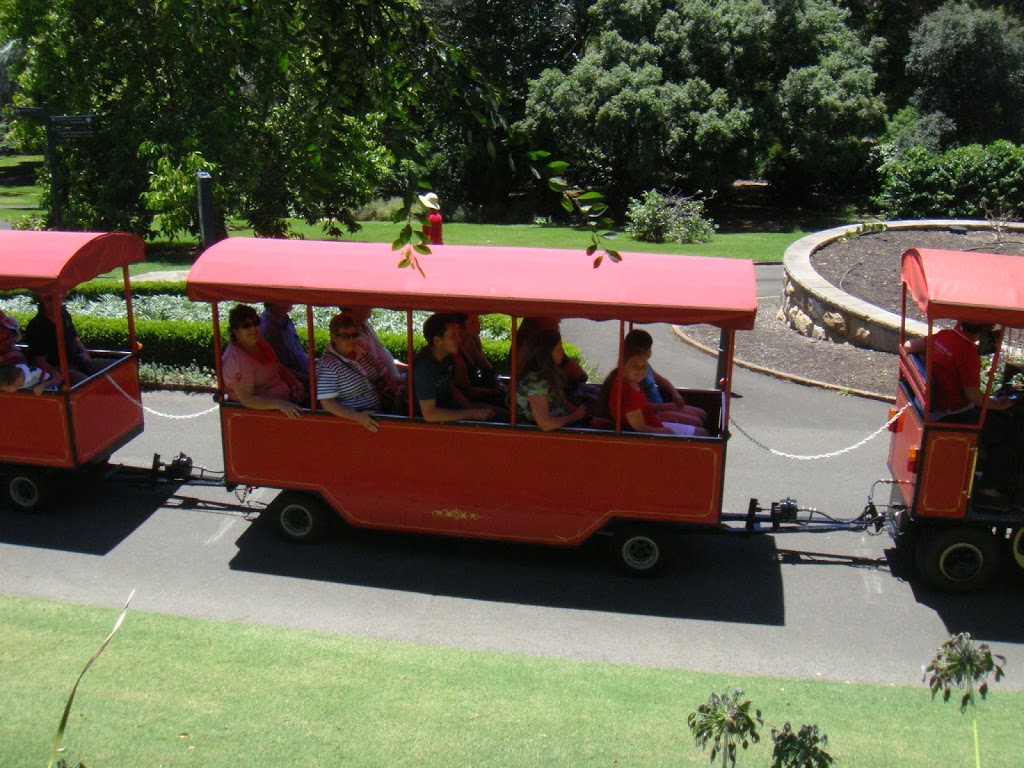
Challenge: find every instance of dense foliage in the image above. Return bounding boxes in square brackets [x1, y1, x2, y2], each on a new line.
[906, 4, 1024, 147]
[517, 0, 885, 205]
[874, 141, 1024, 219]
[625, 189, 716, 244]
[3, 0, 1024, 227]
[0, 0, 499, 236]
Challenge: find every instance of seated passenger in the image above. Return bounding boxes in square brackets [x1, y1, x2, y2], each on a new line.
[222, 304, 304, 418]
[0, 313, 25, 366]
[606, 345, 709, 437]
[623, 328, 706, 428]
[0, 362, 56, 395]
[314, 313, 391, 432]
[413, 313, 495, 423]
[348, 306, 406, 385]
[452, 312, 506, 407]
[24, 298, 97, 385]
[518, 316, 597, 413]
[260, 302, 310, 388]
[515, 329, 589, 431]
[904, 322, 1015, 504]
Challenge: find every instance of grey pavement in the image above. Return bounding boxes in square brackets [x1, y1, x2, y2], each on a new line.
[2, 322, 1022, 689]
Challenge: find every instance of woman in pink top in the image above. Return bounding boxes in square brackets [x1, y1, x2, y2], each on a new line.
[222, 304, 305, 418]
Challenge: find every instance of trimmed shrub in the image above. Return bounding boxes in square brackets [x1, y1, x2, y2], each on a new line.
[874, 140, 1024, 219]
[625, 190, 717, 244]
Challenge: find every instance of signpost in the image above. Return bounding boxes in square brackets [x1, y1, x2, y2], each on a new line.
[11, 104, 96, 229]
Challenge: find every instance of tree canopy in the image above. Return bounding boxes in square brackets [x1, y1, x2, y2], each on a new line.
[3, 0, 1024, 231]
[906, 3, 1024, 146]
[517, 0, 885, 204]
[0, 0, 501, 236]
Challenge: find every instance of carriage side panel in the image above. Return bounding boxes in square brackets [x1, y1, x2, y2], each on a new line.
[220, 406, 724, 545]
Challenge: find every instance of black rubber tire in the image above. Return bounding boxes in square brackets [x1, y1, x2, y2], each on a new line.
[608, 525, 667, 576]
[267, 491, 331, 544]
[1010, 528, 1024, 573]
[6, 470, 50, 513]
[916, 527, 1001, 592]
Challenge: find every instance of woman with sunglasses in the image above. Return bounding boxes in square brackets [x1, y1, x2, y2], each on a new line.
[313, 312, 396, 432]
[223, 304, 304, 418]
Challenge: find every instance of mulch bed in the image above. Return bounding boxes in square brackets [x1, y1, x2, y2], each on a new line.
[683, 227, 1024, 398]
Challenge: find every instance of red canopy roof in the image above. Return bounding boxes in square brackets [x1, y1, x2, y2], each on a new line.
[902, 248, 1024, 326]
[187, 239, 757, 328]
[0, 231, 145, 295]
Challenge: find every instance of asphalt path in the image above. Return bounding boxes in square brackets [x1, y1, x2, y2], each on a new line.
[2, 300, 1023, 690]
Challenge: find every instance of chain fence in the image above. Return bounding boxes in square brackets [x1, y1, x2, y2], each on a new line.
[730, 404, 909, 461]
[106, 374, 219, 419]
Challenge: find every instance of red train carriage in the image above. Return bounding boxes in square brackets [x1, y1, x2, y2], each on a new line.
[186, 238, 757, 573]
[0, 231, 145, 509]
[888, 247, 1024, 590]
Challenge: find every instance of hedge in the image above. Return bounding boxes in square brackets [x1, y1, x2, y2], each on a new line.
[9, 283, 585, 376]
[12, 313, 521, 373]
[875, 140, 1024, 219]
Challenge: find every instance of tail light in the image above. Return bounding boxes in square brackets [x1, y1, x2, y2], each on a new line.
[907, 445, 919, 474]
[887, 406, 900, 432]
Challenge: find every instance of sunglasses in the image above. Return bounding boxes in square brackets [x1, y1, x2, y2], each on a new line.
[335, 331, 360, 340]
[235, 320, 260, 330]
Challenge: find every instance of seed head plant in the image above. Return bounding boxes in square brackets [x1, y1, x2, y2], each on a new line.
[924, 632, 1005, 768]
[688, 690, 762, 768]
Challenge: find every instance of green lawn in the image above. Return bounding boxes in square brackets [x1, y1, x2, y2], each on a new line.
[2, 160, 804, 260]
[1, 595, 1019, 768]
[96, 224, 802, 277]
[0, 154, 44, 218]
[233, 220, 804, 261]
[0, 184, 41, 208]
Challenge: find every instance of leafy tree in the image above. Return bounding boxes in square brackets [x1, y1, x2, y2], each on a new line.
[906, 3, 1024, 146]
[518, 0, 885, 206]
[416, 0, 590, 214]
[0, 0, 502, 237]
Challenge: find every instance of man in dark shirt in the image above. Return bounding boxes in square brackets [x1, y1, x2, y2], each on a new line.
[24, 299, 96, 385]
[412, 313, 493, 423]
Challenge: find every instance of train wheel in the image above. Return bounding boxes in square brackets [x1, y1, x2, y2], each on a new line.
[268, 491, 331, 544]
[609, 525, 666, 576]
[916, 528, 1000, 592]
[6, 470, 50, 513]
[1010, 528, 1024, 572]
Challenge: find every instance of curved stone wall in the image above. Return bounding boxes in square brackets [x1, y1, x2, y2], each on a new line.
[780, 220, 1024, 354]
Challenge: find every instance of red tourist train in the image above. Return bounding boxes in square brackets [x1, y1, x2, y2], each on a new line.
[0, 230, 1021, 590]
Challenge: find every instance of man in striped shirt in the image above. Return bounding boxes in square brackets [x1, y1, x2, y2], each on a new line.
[315, 313, 384, 432]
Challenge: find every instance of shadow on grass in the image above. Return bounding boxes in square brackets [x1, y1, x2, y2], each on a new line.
[228, 516, 793, 624]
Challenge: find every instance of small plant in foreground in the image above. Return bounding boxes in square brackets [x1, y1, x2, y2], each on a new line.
[924, 632, 1005, 768]
[688, 690, 762, 767]
[688, 689, 835, 768]
[769, 722, 834, 768]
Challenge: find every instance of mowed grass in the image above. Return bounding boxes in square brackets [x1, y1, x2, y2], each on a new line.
[1, 596, 1020, 768]
[237, 219, 804, 261]
[94, 223, 801, 277]
[0, 155, 43, 215]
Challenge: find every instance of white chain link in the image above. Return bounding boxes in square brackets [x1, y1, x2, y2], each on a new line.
[105, 374, 220, 419]
[730, 404, 909, 461]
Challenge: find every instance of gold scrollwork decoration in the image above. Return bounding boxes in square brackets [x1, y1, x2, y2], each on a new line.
[431, 508, 482, 522]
